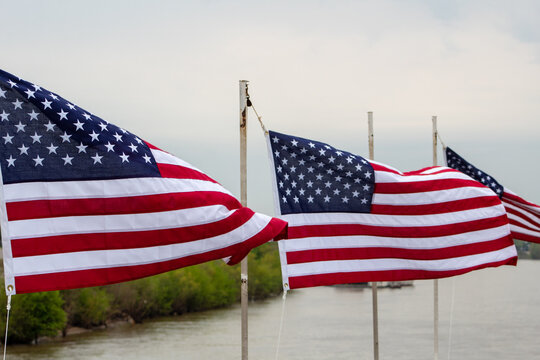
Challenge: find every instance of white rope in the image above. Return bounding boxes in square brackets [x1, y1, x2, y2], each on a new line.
[274, 290, 287, 360]
[246, 99, 268, 135]
[447, 278, 456, 360]
[3, 294, 12, 360]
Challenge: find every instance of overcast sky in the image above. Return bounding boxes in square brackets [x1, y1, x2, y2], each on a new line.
[3, 0, 539, 215]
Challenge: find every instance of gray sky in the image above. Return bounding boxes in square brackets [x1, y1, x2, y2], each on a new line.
[2, 0, 539, 215]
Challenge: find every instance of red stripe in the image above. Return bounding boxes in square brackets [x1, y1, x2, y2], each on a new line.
[374, 178, 485, 194]
[13, 218, 287, 293]
[288, 214, 510, 239]
[503, 192, 540, 211]
[287, 257, 518, 289]
[371, 196, 501, 216]
[11, 207, 255, 257]
[509, 230, 540, 243]
[157, 163, 217, 183]
[505, 206, 540, 230]
[285, 236, 512, 264]
[6, 191, 241, 221]
[508, 219, 540, 235]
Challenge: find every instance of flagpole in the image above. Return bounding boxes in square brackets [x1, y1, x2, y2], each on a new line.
[239, 80, 249, 360]
[432, 115, 439, 360]
[368, 111, 379, 360]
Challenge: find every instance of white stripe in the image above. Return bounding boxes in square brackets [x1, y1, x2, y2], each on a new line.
[507, 213, 540, 233]
[504, 203, 540, 231]
[510, 225, 540, 237]
[281, 204, 506, 228]
[282, 225, 511, 252]
[373, 186, 495, 206]
[3, 177, 232, 202]
[286, 245, 517, 277]
[9, 204, 234, 239]
[12, 213, 272, 276]
[374, 168, 473, 184]
[502, 196, 540, 216]
[151, 148, 204, 173]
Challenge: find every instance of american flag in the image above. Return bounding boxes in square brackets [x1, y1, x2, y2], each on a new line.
[267, 130, 517, 290]
[0, 69, 287, 294]
[446, 146, 540, 244]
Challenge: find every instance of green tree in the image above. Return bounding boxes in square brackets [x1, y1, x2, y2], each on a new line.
[63, 287, 111, 329]
[0, 291, 66, 344]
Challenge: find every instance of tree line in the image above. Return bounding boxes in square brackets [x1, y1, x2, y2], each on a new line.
[0, 242, 282, 344]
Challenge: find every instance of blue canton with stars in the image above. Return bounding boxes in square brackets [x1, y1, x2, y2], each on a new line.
[269, 130, 375, 215]
[445, 146, 503, 198]
[0, 69, 159, 184]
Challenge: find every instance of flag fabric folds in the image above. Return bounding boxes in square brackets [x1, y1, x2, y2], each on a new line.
[267, 130, 517, 290]
[0, 69, 287, 294]
[446, 146, 540, 244]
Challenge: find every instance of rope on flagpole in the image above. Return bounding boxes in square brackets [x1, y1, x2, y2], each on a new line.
[437, 132, 447, 151]
[274, 290, 287, 360]
[245, 90, 268, 135]
[3, 294, 12, 360]
[447, 278, 456, 360]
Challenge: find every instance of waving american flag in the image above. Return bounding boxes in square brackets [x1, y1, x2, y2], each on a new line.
[446, 146, 540, 244]
[267, 130, 517, 290]
[0, 69, 287, 294]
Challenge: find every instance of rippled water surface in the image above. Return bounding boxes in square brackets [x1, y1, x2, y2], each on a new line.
[7, 260, 540, 359]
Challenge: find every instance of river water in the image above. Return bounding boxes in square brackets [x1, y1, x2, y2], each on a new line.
[7, 260, 540, 359]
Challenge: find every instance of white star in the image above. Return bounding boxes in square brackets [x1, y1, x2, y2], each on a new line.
[41, 98, 52, 110]
[82, 113, 92, 120]
[315, 174, 323, 180]
[336, 151, 343, 156]
[282, 196, 287, 202]
[364, 171, 372, 179]
[293, 196, 299, 203]
[324, 195, 331, 202]
[0, 88, 6, 98]
[298, 173, 305, 180]
[120, 128, 127, 134]
[283, 174, 290, 180]
[6, 155, 15, 167]
[319, 149, 326, 156]
[291, 181, 297, 188]
[324, 181, 332, 188]
[24, 89, 35, 99]
[291, 139, 298, 146]
[361, 198, 368, 204]
[299, 188, 306, 195]
[346, 157, 353, 164]
[92, 153, 103, 164]
[282, 158, 288, 165]
[328, 156, 335, 163]
[3, 133, 13, 144]
[0, 111, 9, 121]
[298, 159, 305, 166]
[60, 132, 72, 142]
[342, 196, 349, 203]
[119, 152, 129, 163]
[58, 109, 69, 120]
[135, 137, 143, 144]
[7, 80, 17, 88]
[44, 121, 56, 131]
[18, 144, 29, 155]
[62, 154, 74, 165]
[306, 180, 313, 188]
[32, 84, 42, 91]
[113, 133, 123, 142]
[343, 183, 351, 190]
[272, 136, 279, 143]
[14, 122, 26, 132]
[30, 132, 42, 143]
[290, 166, 296, 173]
[315, 188, 322, 195]
[354, 178, 361, 183]
[47, 143, 58, 154]
[307, 166, 314, 173]
[89, 131, 100, 142]
[74, 120, 85, 130]
[33, 155, 44, 166]
[98, 122, 108, 131]
[128, 143, 138, 152]
[363, 184, 370, 191]
[333, 189, 341, 195]
[142, 154, 152, 163]
[285, 188, 292, 196]
[279, 181, 284, 188]
[326, 169, 334, 175]
[49, 93, 58, 100]
[76, 143, 88, 153]
[336, 164, 344, 170]
[274, 150, 280, 158]
[308, 142, 315, 148]
[300, 148, 307, 154]
[12, 99, 23, 109]
[352, 190, 360, 197]
[335, 176, 342, 182]
[66, 103, 76, 110]
[307, 195, 314, 203]
[105, 142, 115, 152]
[277, 166, 282, 173]
[28, 110, 39, 120]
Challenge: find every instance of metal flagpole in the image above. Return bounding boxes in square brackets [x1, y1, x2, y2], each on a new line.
[432, 115, 439, 360]
[239, 80, 249, 360]
[368, 111, 379, 360]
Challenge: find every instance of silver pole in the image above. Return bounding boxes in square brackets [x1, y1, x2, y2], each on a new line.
[432, 115, 439, 360]
[368, 111, 379, 360]
[239, 80, 249, 360]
